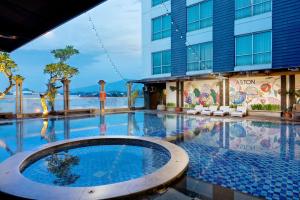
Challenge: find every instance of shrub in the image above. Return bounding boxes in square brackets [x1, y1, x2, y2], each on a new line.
[166, 102, 176, 107]
[250, 104, 280, 111]
[184, 104, 195, 108]
[230, 104, 240, 109]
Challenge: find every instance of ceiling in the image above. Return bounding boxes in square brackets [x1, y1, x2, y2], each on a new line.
[0, 0, 106, 52]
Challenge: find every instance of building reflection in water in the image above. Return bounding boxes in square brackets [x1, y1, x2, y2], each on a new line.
[46, 152, 80, 186]
[16, 120, 24, 152]
[0, 112, 299, 199]
[99, 114, 106, 135]
[64, 118, 70, 139]
[3, 113, 299, 162]
[40, 119, 57, 143]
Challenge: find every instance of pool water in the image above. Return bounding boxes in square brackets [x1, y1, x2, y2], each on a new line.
[0, 111, 299, 199]
[22, 144, 170, 187]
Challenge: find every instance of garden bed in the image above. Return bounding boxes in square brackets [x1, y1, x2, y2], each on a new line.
[248, 110, 282, 118]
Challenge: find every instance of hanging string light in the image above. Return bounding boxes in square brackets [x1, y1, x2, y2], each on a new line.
[88, 15, 126, 81]
[88, 15, 147, 91]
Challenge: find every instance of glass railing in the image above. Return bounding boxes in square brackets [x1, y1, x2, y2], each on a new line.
[0, 95, 144, 114]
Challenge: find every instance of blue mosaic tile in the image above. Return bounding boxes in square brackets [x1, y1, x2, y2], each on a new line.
[179, 141, 300, 200]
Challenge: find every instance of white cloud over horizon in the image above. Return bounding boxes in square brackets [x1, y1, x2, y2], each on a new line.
[22, 0, 141, 56]
[8, 0, 143, 91]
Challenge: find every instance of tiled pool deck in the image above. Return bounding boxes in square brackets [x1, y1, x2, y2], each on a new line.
[0, 110, 299, 199]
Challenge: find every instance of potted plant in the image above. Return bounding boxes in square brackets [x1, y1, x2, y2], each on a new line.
[283, 106, 293, 119]
[166, 102, 176, 112]
[175, 106, 182, 113]
[157, 89, 165, 111]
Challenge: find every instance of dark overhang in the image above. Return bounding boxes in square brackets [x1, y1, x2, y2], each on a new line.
[0, 0, 106, 52]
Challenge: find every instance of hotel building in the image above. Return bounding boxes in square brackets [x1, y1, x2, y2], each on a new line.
[137, 0, 300, 112]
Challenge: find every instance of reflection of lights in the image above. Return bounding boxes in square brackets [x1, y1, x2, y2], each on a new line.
[0, 140, 7, 148]
[41, 121, 48, 137]
[35, 108, 41, 113]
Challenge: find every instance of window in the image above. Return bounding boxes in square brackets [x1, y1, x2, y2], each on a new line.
[152, 15, 171, 41]
[187, 0, 213, 32]
[236, 31, 272, 66]
[152, 0, 169, 7]
[235, 0, 272, 19]
[152, 50, 171, 75]
[187, 42, 213, 71]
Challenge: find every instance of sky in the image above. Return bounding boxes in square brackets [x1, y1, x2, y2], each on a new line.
[1, 0, 143, 92]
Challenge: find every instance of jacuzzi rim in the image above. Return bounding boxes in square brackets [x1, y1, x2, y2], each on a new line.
[0, 136, 189, 200]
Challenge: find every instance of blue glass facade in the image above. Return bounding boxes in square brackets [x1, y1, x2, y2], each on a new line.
[152, 14, 171, 41]
[236, 31, 272, 66]
[148, 0, 300, 76]
[152, 50, 171, 75]
[187, 0, 212, 32]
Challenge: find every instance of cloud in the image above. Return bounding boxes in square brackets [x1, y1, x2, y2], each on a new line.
[21, 0, 141, 57]
[11, 0, 143, 90]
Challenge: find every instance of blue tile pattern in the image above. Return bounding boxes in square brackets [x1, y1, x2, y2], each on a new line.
[180, 142, 300, 200]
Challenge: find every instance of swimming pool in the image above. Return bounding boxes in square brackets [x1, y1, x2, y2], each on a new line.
[23, 143, 171, 187]
[0, 111, 299, 199]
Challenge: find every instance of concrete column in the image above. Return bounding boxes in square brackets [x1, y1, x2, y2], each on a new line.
[19, 81, 23, 115]
[98, 80, 106, 115]
[289, 75, 296, 106]
[225, 79, 230, 106]
[15, 79, 24, 117]
[281, 75, 287, 111]
[286, 75, 290, 108]
[15, 81, 19, 114]
[219, 80, 224, 106]
[180, 81, 184, 108]
[143, 85, 150, 109]
[176, 81, 180, 108]
[127, 82, 132, 109]
[62, 79, 71, 114]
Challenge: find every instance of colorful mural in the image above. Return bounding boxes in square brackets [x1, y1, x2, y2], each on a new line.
[184, 80, 221, 108]
[229, 121, 281, 155]
[229, 76, 281, 106]
[183, 117, 222, 145]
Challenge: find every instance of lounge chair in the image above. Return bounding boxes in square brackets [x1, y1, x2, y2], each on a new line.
[213, 106, 230, 116]
[230, 106, 247, 117]
[186, 105, 203, 115]
[292, 104, 300, 120]
[201, 106, 218, 116]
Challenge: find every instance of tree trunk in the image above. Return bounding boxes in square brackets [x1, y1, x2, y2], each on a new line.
[0, 80, 14, 99]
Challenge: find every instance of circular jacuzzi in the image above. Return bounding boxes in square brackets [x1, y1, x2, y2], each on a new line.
[0, 136, 189, 199]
